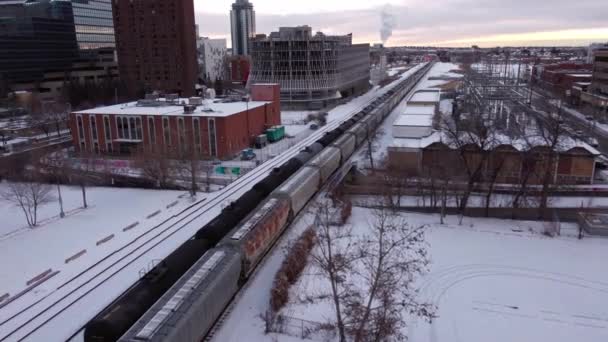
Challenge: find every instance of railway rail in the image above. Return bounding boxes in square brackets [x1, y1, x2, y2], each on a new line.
[0, 64, 427, 342]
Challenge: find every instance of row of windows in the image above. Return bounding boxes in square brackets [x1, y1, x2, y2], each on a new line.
[74, 16, 114, 27]
[117, 116, 143, 141]
[75, 25, 114, 35]
[76, 33, 116, 43]
[73, 2, 112, 12]
[78, 115, 213, 157]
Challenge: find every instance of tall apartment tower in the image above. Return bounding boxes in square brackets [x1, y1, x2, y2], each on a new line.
[230, 0, 256, 56]
[112, 0, 198, 97]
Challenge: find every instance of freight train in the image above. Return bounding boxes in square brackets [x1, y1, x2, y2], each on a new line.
[83, 62, 434, 342]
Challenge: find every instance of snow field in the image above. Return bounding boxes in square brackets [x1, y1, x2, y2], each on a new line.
[0, 63, 427, 341]
[0, 184, 188, 312]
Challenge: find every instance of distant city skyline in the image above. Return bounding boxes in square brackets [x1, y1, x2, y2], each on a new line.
[194, 0, 608, 48]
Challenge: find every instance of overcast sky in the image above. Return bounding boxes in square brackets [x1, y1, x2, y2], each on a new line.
[194, 0, 608, 47]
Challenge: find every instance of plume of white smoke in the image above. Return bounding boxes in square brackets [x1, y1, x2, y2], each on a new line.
[380, 4, 397, 44]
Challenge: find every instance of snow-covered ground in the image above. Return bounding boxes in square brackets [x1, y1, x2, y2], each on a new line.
[354, 62, 462, 168]
[214, 205, 608, 342]
[0, 64, 428, 341]
[0, 183, 187, 300]
[213, 64, 608, 341]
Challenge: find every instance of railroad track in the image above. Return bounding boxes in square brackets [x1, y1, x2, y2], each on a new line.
[206, 63, 435, 341]
[0, 64, 427, 342]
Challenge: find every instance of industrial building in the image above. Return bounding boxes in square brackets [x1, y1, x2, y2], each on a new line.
[581, 48, 608, 111]
[532, 62, 593, 97]
[230, 0, 256, 56]
[249, 26, 370, 109]
[69, 84, 280, 159]
[112, 0, 198, 98]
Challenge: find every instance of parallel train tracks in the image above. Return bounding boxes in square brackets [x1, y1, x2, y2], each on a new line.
[0, 64, 426, 342]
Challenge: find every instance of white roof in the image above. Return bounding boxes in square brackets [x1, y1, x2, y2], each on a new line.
[394, 114, 433, 127]
[409, 90, 440, 103]
[567, 74, 593, 78]
[390, 132, 442, 149]
[404, 105, 436, 116]
[74, 99, 269, 118]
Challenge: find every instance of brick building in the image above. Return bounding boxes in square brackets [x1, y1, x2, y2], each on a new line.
[70, 84, 280, 159]
[532, 63, 593, 97]
[112, 0, 198, 97]
[388, 134, 599, 185]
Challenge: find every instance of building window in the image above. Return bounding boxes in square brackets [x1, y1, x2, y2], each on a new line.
[178, 118, 186, 153]
[129, 117, 137, 139]
[163, 117, 171, 148]
[77, 115, 85, 150]
[193, 118, 201, 155]
[208, 118, 217, 157]
[90, 116, 98, 141]
[135, 117, 143, 140]
[148, 117, 156, 146]
[104, 116, 113, 153]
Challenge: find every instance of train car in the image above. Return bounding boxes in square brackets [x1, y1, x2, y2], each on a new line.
[220, 197, 290, 276]
[308, 146, 341, 183]
[305, 142, 324, 156]
[330, 134, 356, 163]
[85, 239, 211, 342]
[224, 188, 265, 218]
[274, 166, 321, 215]
[347, 123, 368, 147]
[119, 248, 241, 342]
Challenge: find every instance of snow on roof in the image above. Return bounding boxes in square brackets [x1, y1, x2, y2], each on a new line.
[390, 130, 601, 156]
[394, 114, 433, 127]
[404, 105, 436, 116]
[567, 73, 593, 78]
[409, 90, 441, 103]
[74, 99, 269, 118]
[390, 131, 442, 149]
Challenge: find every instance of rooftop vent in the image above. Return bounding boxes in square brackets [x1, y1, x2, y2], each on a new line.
[189, 97, 203, 105]
[183, 105, 197, 114]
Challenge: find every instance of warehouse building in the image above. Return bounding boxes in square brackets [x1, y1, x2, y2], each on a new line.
[69, 84, 280, 159]
[249, 26, 370, 109]
[388, 133, 600, 185]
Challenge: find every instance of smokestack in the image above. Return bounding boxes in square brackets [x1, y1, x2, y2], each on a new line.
[380, 4, 397, 45]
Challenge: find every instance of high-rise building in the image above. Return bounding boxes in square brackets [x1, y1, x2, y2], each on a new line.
[0, 0, 118, 101]
[0, 0, 78, 84]
[250, 26, 370, 109]
[197, 37, 227, 83]
[71, 0, 115, 60]
[230, 0, 255, 56]
[112, 0, 198, 97]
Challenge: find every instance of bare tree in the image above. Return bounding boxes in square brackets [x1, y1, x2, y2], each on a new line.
[42, 152, 68, 218]
[347, 208, 434, 342]
[441, 114, 499, 223]
[135, 148, 173, 188]
[362, 127, 385, 173]
[69, 152, 95, 209]
[310, 201, 356, 342]
[2, 181, 54, 227]
[312, 201, 434, 341]
[174, 147, 200, 197]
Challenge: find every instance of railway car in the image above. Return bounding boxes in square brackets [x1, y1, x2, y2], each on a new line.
[92, 62, 434, 342]
[308, 147, 341, 183]
[118, 248, 241, 342]
[85, 239, 211, 342]
[274, 166, 321, 215]
[347, 123, 368, 146]
[220, 197, 290, 276]
[330, 134, 356, 163]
